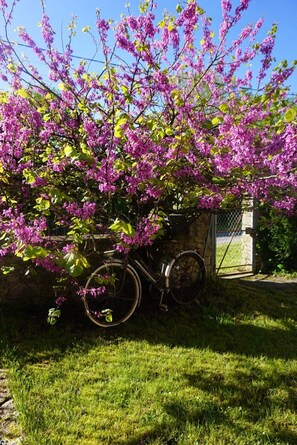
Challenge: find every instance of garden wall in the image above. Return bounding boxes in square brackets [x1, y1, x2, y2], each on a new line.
[153, 211, 214, 274]
[0, 256, 55, 303]
[0, 212, 214, 302]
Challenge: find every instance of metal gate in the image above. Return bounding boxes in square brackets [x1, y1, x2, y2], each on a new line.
[215, 209, 255, 275]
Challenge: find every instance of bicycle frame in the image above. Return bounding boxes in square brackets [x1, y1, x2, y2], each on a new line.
[130, 250, 164, 287]
[104, 243, 205, 313]
[83, 210, 206, 326]
[103, 247, 170, 310]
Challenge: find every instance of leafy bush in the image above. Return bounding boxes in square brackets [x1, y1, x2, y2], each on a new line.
[257, 207, 297, 273]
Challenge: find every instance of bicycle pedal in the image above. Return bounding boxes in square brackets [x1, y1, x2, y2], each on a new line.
[159, 304, 168, 312]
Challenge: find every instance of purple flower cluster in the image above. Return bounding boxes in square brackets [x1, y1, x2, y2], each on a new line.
[0, 0, 295, 285]
[77, 286, 106, 297]
[63, 202, 96, 220]
[40, 14, 55, 46]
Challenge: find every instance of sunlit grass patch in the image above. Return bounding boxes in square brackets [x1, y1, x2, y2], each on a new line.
[216, 242, 244, 274]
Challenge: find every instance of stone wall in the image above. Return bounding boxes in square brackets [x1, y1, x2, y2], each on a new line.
[0, 258, 55, 303]
[0, 212, 214, 302]
[0, 369, 22, 444]
[241, 207, 256, 272]
[152, 211, 214, 275]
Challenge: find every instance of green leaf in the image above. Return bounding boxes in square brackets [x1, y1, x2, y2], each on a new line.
[35, 197, 51, 212]
[49, 188, 64, 204]
[219, 104, 229, 113]
[168, 22, 175, 32]
[284, 108, 296, 123]
[68, 263, 84, 277]
[109, 219, 135, 237]
[211, 116, 223, 126]
[109, 218, 123, 232]
[16, 88, 29, 98]
[64, 145, 74, 157]
[94, 275, 107, 285]
[101, 309, 113, 322]
[212, 176, 226, 185]
[114, 114, 129, 139]
[1, 266, 15, 275]
[23, 169, 35, 184]
[114, 159, 126, 172]
[7, 63, 17, 73]
[43, 113, 52, 122]
[121, 222, 135, 237]
[22, 245, 49, 261]
[202, 120, 213, 130]
[121, 85, 130, 95]
[63, 252, 75, 264]
[47, 308, 61, 325]
[165, 127, 174, 136]
[105, 313, 113, 323]
[63, 251, 90, 277]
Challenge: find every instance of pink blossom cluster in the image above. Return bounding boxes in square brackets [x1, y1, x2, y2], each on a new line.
[63, 202, 96, 220]
[0, 210, 47, 245]
[77, 286, 106, 297]
[0, 0, 295, 282]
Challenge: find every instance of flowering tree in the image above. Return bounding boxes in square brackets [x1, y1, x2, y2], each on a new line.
[0, 0, 296, 285]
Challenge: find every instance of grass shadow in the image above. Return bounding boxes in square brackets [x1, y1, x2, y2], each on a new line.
[119, 277, 297, 359]
[180, 365, 297, 444]
[1, 277, 297, 445]
[1, 276, 297, 366]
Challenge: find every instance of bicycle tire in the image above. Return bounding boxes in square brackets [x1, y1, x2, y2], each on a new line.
[166, 250, 205, 305]
[83, 259, 142, 327]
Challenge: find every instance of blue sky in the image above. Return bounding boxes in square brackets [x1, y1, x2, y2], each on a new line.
[2, 0, 297, 92]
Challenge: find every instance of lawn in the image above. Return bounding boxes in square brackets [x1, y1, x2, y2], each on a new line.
[1, 277, 297, 445]
[216, 242, 244, 274]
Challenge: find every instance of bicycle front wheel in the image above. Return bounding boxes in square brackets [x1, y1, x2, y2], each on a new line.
[83, 259, 142, 327]
[167, 250, 205, 305]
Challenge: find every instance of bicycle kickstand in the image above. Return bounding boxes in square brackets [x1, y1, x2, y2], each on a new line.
[158, 290, 168, 312]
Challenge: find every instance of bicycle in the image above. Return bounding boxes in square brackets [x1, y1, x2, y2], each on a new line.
[82, 209, 206, 328]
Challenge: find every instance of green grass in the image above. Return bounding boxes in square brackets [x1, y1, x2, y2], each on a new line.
[216, 242, 246, 273]
[1, 277, 297, 445]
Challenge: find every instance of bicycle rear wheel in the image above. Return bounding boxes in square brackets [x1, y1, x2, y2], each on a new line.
[83, 259, 142, 327]
[167, 250, 205, 305]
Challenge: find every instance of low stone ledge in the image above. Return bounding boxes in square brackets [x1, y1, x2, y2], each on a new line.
[0, 370, 22, 445]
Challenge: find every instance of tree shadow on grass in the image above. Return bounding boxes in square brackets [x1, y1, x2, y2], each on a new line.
[1, 279, 297, 445]
[1, 277, 297, 365]
[120, 360, 297, 445]
[204, 277, 297, 322]
[121, 307, 297, 360]
[119, 277, 297, 360]
[179, 366, 297, 445]
[122, 369, 297, 445]
[90, 362, 297, 445]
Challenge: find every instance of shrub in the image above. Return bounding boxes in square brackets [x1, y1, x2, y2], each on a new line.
[257, 207, 297, 273]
